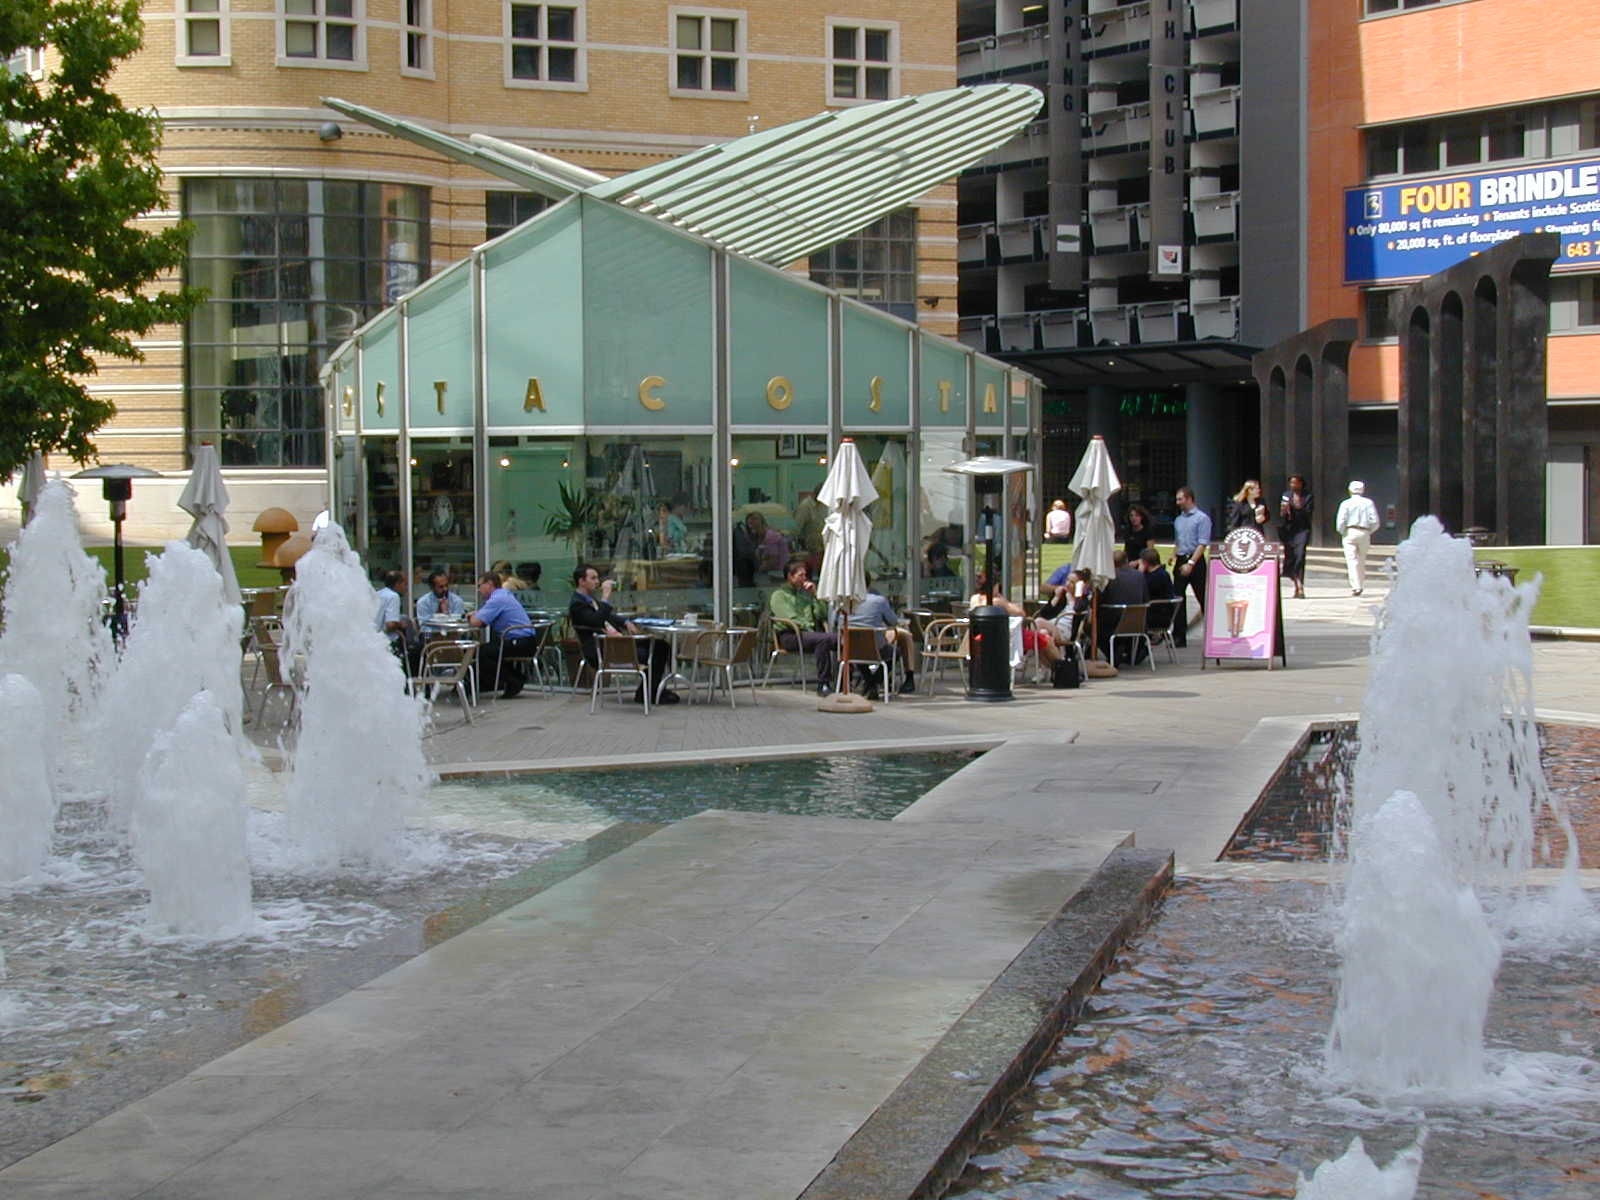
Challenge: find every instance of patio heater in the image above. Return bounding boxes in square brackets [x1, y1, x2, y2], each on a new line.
[73, 464, 163, 644]
[942, 456, 1034, 702]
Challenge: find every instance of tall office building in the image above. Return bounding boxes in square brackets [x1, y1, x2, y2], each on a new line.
[22, 0, 961, 537]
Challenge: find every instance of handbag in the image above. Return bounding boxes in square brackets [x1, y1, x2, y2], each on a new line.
[1052, 656, 1080, 689]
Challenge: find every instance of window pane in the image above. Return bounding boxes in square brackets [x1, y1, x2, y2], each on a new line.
[547, 46, 576, 81]
[1582, 100, 1600, 151]
[284, 0, 315, 14]
[407, 32, 425, 69]
[511, 44, 540, 78]
[1399, 124, 1437, 174]
[1487, 111, 1529, 161]
[326, 22, 355, 60]
[326, 0, 353, 16]
[709, 18, 736, 52]
[833, 27, 855, 60]
[284, 21, 317, 56]
[710, 56, 736, 92]
[187, 20, 221, 56]
[1443, 118, 1480, 167]
[1366, 127, 1399, 176]
[676, 16, 701, 49]
[864, 29, 889, 62]
[832, 65, 856, 98]
[547, 6, 575, 41]
[189, 0, 219, 12]
[677, 54, 702, 89]
[510, 3, 540, 39]
[865, 67, 890, 100]
[406, 0, 424, 26]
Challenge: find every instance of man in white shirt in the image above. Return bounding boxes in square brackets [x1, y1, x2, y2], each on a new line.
[374, 570, 419, 670]
[414, 570, 464, 622]
[1334, 481, 1381, 596]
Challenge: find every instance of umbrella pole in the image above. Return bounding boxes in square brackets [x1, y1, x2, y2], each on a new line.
[838, 600, 852, 697]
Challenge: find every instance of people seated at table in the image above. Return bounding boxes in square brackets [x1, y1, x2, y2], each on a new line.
[415, 569, 465, 622]
[843, 574, 917, 698]
[969, 574, 1065, 672]
[469, 570, 539, 699]
[567, 564, 677, 704]
[1140, 548, 1175, 600]
[374, 569, 421, 673]
[1096, 550, 1152, 664]
[767, 556, 838, 697]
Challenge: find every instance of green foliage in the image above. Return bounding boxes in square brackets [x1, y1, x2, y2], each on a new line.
[542, 479, 598, 552]
[1476, 547, 1600, 630]
[0, 0, 198, 479]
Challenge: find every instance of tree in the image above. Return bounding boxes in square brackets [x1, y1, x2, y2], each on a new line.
[0, 0, 197, 479]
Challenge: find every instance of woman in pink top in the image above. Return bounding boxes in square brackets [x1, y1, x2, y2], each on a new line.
[1044, 498, 1073, 543]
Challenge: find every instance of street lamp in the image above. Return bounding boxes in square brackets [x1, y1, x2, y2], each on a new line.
[72, 464, 162, 643]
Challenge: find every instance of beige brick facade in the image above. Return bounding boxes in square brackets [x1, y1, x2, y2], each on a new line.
[75, 0, 957, 513]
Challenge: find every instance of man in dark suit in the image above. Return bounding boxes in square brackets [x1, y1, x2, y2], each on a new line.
[1141, 548, 1175, 600]
[1096, 550, 1150, 663]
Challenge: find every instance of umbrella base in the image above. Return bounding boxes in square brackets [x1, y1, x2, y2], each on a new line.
[1085, 659, 1118, 678]
[965, 688, 1014, 702]
[818, 691, 874, 714]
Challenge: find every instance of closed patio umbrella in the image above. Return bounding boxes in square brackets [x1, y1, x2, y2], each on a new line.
[18, 452, 46, 525]
[1068, 436, 1121, 676]
[815, 438, 878, 712]
[179, 443, 242, 606]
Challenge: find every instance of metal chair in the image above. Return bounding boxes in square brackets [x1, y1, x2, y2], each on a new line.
[690, 627, 760, 707]
[490, 622, 552, 700]
[761, 614, 807, 687]
[244, 615, 283, 698]
[252, 639, 299, 733]
[415, 639, 479, 728]
[836, 626, 895, 700]
[590, 633, 650, 714]
[919, 617, 969, 695]
[1145, 597, 1183, 664]
[1105, 603, 1155, 672]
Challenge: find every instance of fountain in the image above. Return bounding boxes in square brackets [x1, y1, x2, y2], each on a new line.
[0, 674, 51, 884]
[132, 690, 254, 939]
[1295, 1135, 1424, 1199]
[280, 522, 430, 873]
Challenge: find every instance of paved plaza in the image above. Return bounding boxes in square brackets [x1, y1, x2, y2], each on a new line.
[6, 562, 1598, 1199]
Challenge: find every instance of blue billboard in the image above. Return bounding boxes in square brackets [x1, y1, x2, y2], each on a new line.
[1344, 155, 1600, 284]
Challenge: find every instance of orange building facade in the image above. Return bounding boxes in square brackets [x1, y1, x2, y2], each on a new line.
[1307, 0, 1600, 544]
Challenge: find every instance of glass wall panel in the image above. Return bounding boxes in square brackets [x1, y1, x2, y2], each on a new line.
[331, 435, 360, 542]
[405, 263, 475, 430]
[582, 200, 713, 427]
[409, 438, 476, 586]
[360, 312, 400, 432]
[919, 430, 969, 604]
[728, 258, 829, 426]
[842, 433, 909, 611]
[919, 335, 968, 429]
[364, 437, 401, 577]
[840, 304, 910, 428]
[326, 353, 354, 437]
[730, 433, 830, 619]
[484, 203, 584, 427]
[485, 435, 580, 615]
[975, 360, 1007, 430]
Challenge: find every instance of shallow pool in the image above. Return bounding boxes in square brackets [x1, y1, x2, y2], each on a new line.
[426, 750, 978, 841]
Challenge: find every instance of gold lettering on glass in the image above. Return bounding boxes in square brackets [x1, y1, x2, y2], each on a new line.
[937, 379, 952, 413]
[868, 376, 883, 411]
[524, 377, 545, 413]
[434, 380, 447, 414]
[639, 375, 667, 411]
[375, 381, 386, 416]
[766, 376, 793, 410]
[342, 385, 354, 418]
[982, 383, 998, 413]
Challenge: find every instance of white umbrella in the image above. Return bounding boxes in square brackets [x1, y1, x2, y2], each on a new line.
[178, 444, 241, 606]
[816, 439, 878, 608]
[18, 452, 46, 525]
[1068, 436, 1121, 588]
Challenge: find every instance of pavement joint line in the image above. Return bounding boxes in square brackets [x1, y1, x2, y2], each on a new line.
[430, 734, 1006, 778]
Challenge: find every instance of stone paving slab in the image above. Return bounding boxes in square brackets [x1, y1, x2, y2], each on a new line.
[1, 812, 1131, 1200]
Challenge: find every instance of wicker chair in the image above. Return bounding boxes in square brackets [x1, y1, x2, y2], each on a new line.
[919, 617, 969, 695]
[414, 640, 479, 727]
[590, 633, 650, 714]
[760, 614, 807, 687]
[691, 628, 760, 707]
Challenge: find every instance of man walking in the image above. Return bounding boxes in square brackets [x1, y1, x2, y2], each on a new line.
[1335, 481, 1381, 595]
[1171, 485, 1211, 643]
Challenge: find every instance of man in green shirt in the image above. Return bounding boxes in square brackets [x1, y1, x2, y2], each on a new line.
[767, 556, 838, 696]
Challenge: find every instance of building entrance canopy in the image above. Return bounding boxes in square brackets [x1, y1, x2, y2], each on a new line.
[323, 145, 1043, 623]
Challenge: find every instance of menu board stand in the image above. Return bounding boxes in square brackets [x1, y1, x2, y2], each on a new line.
[1200, 529, 1287, 670]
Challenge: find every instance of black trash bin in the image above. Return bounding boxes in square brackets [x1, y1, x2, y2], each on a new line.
[967, 604, 1013, 702]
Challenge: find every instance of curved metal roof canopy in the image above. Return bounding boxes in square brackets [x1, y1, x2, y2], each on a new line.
[323, 84, 1041, 266]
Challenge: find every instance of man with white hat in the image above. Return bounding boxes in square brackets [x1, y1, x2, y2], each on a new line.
[1334, 481, 1380, 595]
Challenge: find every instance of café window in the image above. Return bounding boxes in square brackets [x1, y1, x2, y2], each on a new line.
[184, 177, 430, 467]
[279, 0, 363, 67]
[178, 0, 230, 64]
[506, 1, 583, 86]
[672, 9, 743, 96]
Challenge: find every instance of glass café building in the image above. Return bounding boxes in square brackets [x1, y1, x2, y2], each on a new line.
[321, 192, 1042, 625]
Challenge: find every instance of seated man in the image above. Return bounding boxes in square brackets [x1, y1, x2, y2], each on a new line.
[1140, 547, 1176, 600]
[767, 556, 838, 697]
[844, 574, 917, 697]
[374, 569, 420, 673]
[469, 570, 539, 698]
[567, 564, 676, 704]
[1096, 549, 1152, 663]
[415, 569, 465, 622]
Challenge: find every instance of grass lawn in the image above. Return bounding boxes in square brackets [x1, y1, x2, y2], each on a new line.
[1476, 547, 1600, 629]
[0, 544, 284, 593]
